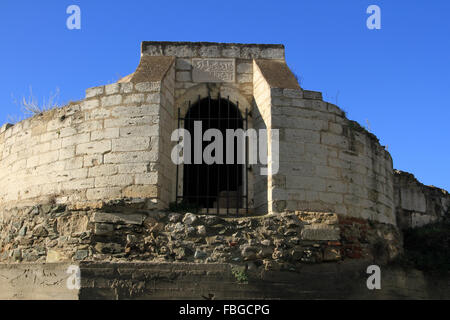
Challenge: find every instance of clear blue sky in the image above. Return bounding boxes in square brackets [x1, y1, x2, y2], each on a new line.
[0, 1, 449, 190]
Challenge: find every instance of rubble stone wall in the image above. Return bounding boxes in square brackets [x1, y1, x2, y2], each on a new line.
[0, 203, 401, 266]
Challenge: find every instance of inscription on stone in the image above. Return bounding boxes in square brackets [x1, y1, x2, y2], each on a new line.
[192, 58, 235, 83]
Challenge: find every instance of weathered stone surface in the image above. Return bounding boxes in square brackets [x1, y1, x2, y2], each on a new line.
[194, 249, 207, 259]
[197, 225, 206, 236]
[0, 42, 444, 286]
[301, 225, 340, 241]
[0, 261, 449, 300]
[92, 212, 145, 225]
[182, 213, 198, 225]
[94, 223, 114, 236]
[394, 170, 450, 230]
[323, 247, 342, 262]
[46, 250, 70, 263]
[74, 250, 89, 260]
[192, 58, 235, 83]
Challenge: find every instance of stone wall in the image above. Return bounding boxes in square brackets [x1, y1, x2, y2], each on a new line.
[0, 262, 78, 300]
[252, 61, 272, 213]
[0, 81, 171, 211]
[394, 170, 450, 229]
[1, 261, 449, 300]
[0, 41, 448, 300]
[159, 42, 286, 209]
[157, 63, 176, 207]
[0, 41, 398, 225]
[0, 202, 402, 266]
[253, 60, 395, 225]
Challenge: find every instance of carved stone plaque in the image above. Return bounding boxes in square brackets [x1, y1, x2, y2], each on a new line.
[192, 58, 235, 83]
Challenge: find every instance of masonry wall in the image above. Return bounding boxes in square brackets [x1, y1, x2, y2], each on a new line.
[158, 64, 176, 207]
[2, 261, 449, 300]
[150, 43, 285, 210]
[394, 170, 450, 229]
[252, 62, 273, 213]
[0, 41, 413, 226]
[273, 90, 395, 224]
[0, 81, 167, 211]
[252, 59, 395, 224]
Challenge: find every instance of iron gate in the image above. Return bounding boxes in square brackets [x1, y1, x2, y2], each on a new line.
[175, 94, 249, 216]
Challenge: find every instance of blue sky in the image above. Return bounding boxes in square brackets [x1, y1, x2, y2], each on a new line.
[0, 0, 449, 190]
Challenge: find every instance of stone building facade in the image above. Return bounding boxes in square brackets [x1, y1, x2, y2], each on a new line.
[0, 42, 397, 223]
[0, 42, 448, 268]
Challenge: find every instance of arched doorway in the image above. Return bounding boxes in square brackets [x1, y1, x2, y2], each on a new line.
[181, 95, 245, 214]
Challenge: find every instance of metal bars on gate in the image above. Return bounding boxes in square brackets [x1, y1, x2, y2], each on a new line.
[175, 94, 248, 216]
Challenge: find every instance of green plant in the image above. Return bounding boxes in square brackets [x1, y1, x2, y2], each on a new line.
[231, 267, 248, 284]
[401, 222, 450, 273]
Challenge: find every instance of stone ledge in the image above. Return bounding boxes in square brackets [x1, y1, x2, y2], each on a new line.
[1, 261, 448, 300]
[141, 41, 285, 59]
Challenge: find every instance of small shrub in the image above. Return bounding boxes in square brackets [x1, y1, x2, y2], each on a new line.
[401, 222, 450, 273]
[231, 267, 248, 284]
[12, 86, 61, 117]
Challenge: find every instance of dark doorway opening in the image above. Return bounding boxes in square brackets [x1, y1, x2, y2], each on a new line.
[182, 96, 244, 212]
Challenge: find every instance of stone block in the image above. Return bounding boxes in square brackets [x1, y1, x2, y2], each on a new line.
[104, 151, 158, 164]
[199, 45, 220, 57]
[91, 128, 120, 141]
[86, 86, 104, 98]
[62, 178, 94, 190]
[285, 128, 320, 144]
[222, 46, 240, 58]
[105, 83, 120, 95]
[124, 94, 146, 104]
[135, 82, 161, 92]
[61, 133, 90, 148]
[301, 225, 340, 241]
[119, 125, 158, 137]
[95, 174, 133, 188]
[86, 187, 122, 200]
[120, 82, 134, 93]
[76, 141, 111, 155]
[400, 188, 426, 213]
[81, 99, 100, 110]
[323, 247, 342, 262]
[101, 95, 123, 107]
[92, 212, 145, 225]
[46, 250, 71, 263]
[84, 154, 103, 167]
[94, 223, 114, 236]
[135, 173, 158, 185]
[260, 47, 285, 59]
[237, 62, 253, 74]
[123, 185, 158, 198]
[163, 45, 196, 57]
[176, 59, 192, 70]
[88, 164, 118, 177]
[112, 137, 150, 152]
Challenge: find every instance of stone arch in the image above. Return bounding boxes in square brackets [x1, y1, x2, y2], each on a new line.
[182, 97, 244, 210]
[174, 83, 255, 213]
[175, 83, 252, 119]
